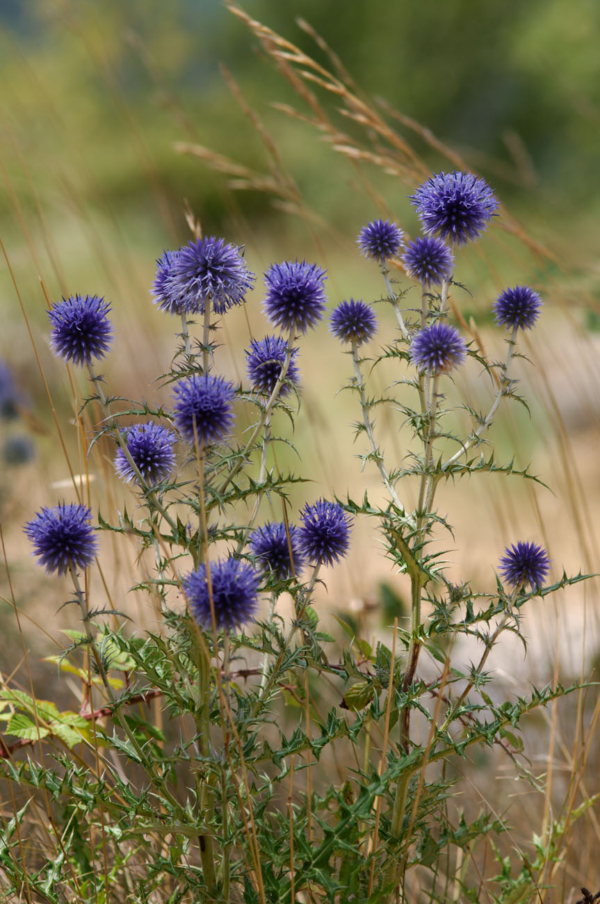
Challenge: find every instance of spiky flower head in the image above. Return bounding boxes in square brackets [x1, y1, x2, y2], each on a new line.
[357, 220, 404, 261]
[330, 300, 377, 346]
[493, 285, 542, 332]
[3, 435, 35, 466]
[0, 361, 21, 420]
[172, 374, 235, 446]
[410, 171, 499, 245]
[249, 522, 305, 581]
[499, 541, 550, 590]
[402, 236, 455, 287]
[298, 499, 352, 567]
[245, 336, 300, 397]
[24, 503, 98, 575]
[114, 423, 177, 486]
[410, 321, 467, 374]
[152, 250, 195, 316]
[263, 261, 327, 335]
[183, 557, 259, 631]
[172, 237, 255, 315]
[48, 295, 112, 366]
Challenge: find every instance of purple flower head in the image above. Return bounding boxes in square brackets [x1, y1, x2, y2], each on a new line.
[25, 503, 98, 575]
[493, 285, 542, 332]
[263, 261, 327, 335]
[410, 321, 467, 374]
[410, 172, 499, 245]
[330, 300, 377, 346]
[114, 423, 177, 486]
[48, 295, 112, 366]
[357, 220, 404, 262]
[172, 374, 235, 446]
[183, 557, 259, 631]
[245, 336, 300, 397]
[0, 361, 21, 420]
[249, 522, 305, 581]
[152, 250, 196, 316]
[173, 237, 255, 315]
[3, 435, 35, 466]
[499, 541, 550, 590]
[298, 499, 352, 567]
[402, 236, 455, 287]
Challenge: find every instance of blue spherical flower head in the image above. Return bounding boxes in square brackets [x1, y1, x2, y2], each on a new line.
[114, 423, 177, 486]
[25, 503, 98, 575]
[410, 321, 467, 374]
[173, 237, 255, 315]
[173, 374, 235, 446]
[499, 541, 550, 590]
[152, 250, 196, 316]
[298, 499, 352, 567]
[493, 285, 542, 332]
[250, 522, 305, 580]
[263, 261, 327, 335]
[48, 295, 112, 366]
[330, 300, 377, 346]
[3, 435, 35, 466]
[410, 172, 499, 245]
[0, 361, 21, 420]
[402, 236, 455, 287]
[245, 336, 300, 397]
[357, 220, 404, 262]
[183, 557, 259, 631]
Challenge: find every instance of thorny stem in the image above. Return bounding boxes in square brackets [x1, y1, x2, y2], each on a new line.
[234, 412, 272, 558]
[381, 264, 410, 341]
[181, 312, 192, 360]
[202, 296, 212, 373]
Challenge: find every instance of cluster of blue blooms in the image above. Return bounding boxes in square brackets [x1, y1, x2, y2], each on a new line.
[24, 169, 553, 633]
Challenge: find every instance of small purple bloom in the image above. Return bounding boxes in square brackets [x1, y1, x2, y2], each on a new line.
[245, 336, 300, 397]
[114, 423, 177, 486]
[249, 522, 305, 580]
[25, 503, 98, 575]
[48, 295, 112, 366]
[499, 541, 550, 590]
[493, 285, 543, 332]
[298, 499, 352, 567]
[3, 435, 35, 466]
[330, 300, 377, 346]
[357, 220, 404, 262]
[172, 374, 235, 446]
[263, 261, 327, 335]
[410, 321, 467, 374]
[410, 172, 498, 245]
[183, 557, 259, 631]
[173, 237, 255, 315]
[402, 236, 455, 287]
[152, 250, 196, 316]
[0, 361, 21, 420]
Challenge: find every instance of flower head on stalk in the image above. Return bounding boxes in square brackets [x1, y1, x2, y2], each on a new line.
[357, 220, 404, 262]
[298, 499, 352, 567]
[172, 237, 255, 315]
[410, 321, 467, 374]
[48, 295, 112, 366]
[410, 171, 498, 245]
[172, 374, 235, 446]
[493, 285, 543, 332]
[183, 557, 259, 631]
[330, 300, 377, 346]
[25, 503, 98, 575]
[263, 261, 327, 335]
[402, 236, 455, 287]
[250, 522, 305, 581]
[114, 423, 177, 485]
[499, 541, 550, 591]
[152, 250, 196, 316]
[245, 336, 300, 397]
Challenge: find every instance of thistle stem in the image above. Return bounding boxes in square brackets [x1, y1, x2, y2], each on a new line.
[181, 312, 192, 360]
[381, 265, 410, 340]
[202, 297, 212, 373]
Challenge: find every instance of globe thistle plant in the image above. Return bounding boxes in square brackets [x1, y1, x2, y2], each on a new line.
[357, 220, 404, 262]
[183, 557, 259, 631]
[24, 503, 98, 575]
[410, 321, 467, 374]
[245, 336, 300, 397]
[172, 374, 235, 446]
[499, 541, 551, 590]
[493, 285, 543, 332]
[298, 499, 352, 567]
[410, 171, 498, 245]
[114, 423, 177, 486]
[263, 261, 327, 335]
[250, 521, 305, 580]
[402, 236, 455, 287]
[152, 250, 196, 316]
[330, 300, 377, 346]
[173, 237, 255, 315]
[48, 295, 112, 366]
